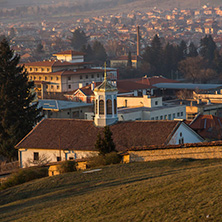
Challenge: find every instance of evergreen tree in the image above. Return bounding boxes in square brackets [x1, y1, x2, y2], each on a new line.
[95, 126, 116, 155]
[70, 28, 88, 51]
[92, 40, 107, 64]
[200, 35, 217, 64]
[187, 42, 198, 57]
[177, 40, 187, 61]
[127, 51, 132, 68]
[103, 126, 115, 154]
[142, 34, 163, 75]
[0, 39, 42, 160]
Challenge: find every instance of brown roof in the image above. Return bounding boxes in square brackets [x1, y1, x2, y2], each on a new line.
[16, 119, 181, 151]
[189, 114, 222, 140]
[137, 76, 179, 86]
[53, 50, 86, 56]
[23, 60, 90, 67]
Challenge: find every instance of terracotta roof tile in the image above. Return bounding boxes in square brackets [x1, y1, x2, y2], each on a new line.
[16, 119, 180, 151]
[53, 50, 86, 56]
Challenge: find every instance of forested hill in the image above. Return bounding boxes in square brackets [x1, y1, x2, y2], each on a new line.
[0, 0, 221, 11]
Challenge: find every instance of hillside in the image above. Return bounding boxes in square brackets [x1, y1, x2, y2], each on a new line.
[1, 159, 222, 221]
[1, 0, 221, 10]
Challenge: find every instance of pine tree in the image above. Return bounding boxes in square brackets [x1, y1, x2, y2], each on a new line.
[70, 29, 88, 51]
[92, 40, 107, 64]
[200, 35, 217, 64]
[103, 126, 115, 153]
[95, 126, 115, 155]
[0, 39, 42, 160]
[187, 42, 198, 57]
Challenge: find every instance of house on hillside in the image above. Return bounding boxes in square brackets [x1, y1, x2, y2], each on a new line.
[16, 75, 204, 168]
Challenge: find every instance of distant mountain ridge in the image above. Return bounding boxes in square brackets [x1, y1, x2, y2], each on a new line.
[1, 0, 221, 10]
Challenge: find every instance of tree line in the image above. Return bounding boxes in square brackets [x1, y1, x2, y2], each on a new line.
[142, 34, 222, 83]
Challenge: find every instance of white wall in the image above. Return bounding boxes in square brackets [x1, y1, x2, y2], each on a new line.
[169, 123, 204, 145]
[19, 148, 98, 168]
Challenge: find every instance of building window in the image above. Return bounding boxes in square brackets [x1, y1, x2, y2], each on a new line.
[86, 75, 88, 79]
[155, 101, 158, 105]
[30, 68, 32, 71]
[91, 74, 94, 78]
[106, 99, 112, 115]
[34, 76, 36, 80]
[51, 77, 53, 80]
[99, 100, 104, 115]
[45, 77, 47, 80]
[155, 116, 158, 120]
[164, 115, 167, 120]
[160, 115, 163, 120]
[181, 112, 183, 116]
[68, 85, 71, 89]
[56, 77, 59, 80]
[46, 85, 48, 89]
[97, 73, 100, 78]
[41, 68, 44, 72]
[173, 113, 175, 118]
[168, 114, 171, 120]
[51, 85, 54, 89]
[151, 117, 154, 120]
[30, 76, 32, 80]
[34, 152, 39, 161]
[39, 77, 41, 80]
[179, 138, 184, 144]
[80, 75, 82, 79]
[47, 68, 50, 72]
[57, 85, 59, 89]
[177, 112, 180, 117]
[68, 76, 71, 81]
[57, 157, 61, 162]
[35, 68, 38, 71]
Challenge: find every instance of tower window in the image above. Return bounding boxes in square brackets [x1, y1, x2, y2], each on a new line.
[114, 99, 117, 114]
[106, 99, 112, 115]
[99, 100, 104, 115]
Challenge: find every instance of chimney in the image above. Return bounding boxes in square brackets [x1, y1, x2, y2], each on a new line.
[91, 81, 95, 91]
[137, 26, 140, 56]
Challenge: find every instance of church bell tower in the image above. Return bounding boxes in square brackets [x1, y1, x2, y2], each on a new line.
[94, 65, 118, 127]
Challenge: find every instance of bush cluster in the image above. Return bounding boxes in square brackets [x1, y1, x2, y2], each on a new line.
[88, 152, 122, 168]
[59, 161, 77, 173]
[1, 167, 48, 190]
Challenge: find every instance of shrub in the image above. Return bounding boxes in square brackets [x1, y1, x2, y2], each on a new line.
[59, 161, 76, 173]
[104, 152, 122, 165]
[88, 152, 122, 168]
[1, 167, 48, 190]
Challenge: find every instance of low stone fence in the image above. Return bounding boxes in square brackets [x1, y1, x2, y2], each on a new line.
[123, 146, 222, 163]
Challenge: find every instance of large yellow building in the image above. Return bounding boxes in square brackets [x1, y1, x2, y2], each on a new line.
[23, 50, 104, 98]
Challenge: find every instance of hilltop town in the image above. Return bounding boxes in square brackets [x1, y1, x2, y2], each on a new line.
[1, 5, 222, 62]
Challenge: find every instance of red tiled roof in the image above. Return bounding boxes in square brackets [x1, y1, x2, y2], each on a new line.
[117, 80, 153, 93]
[23, 61, 90, 67]
[189, 114, 222, 140]
[16, 119, 181, 151]
[53, 50, 86, 56]
[137, 76, 179, 86]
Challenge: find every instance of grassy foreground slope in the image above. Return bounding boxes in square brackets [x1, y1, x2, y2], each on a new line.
[1, 159, 222, 221]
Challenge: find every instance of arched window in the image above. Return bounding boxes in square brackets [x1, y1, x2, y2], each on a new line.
[114, 99, 117, 114]
[106, 99, 112, 115]
[99, 100, 104, 115]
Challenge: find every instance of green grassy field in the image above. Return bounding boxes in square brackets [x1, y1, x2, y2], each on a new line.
[1, 159, 222, 221]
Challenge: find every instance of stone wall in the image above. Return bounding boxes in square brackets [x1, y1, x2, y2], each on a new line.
[125, 146, 222, 163]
